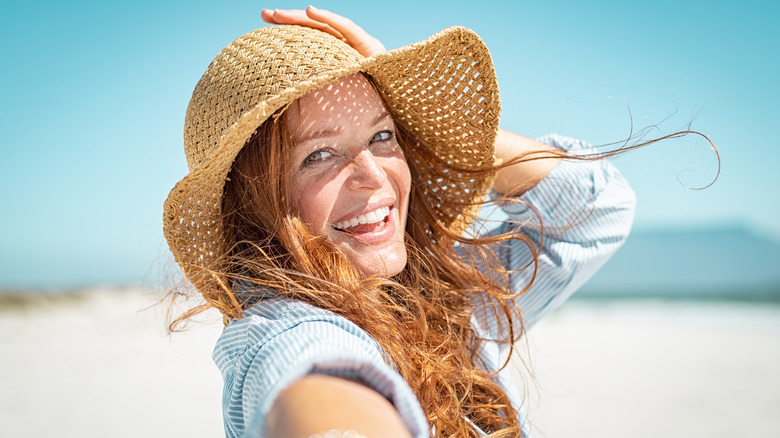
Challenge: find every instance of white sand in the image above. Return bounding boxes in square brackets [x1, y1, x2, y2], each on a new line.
[523, 300, 780, 438]
[1, 291, 779, 438]
[0, 290, 224, 438]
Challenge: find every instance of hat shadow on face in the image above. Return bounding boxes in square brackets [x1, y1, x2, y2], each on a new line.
[288, 74, 385, 144]
[164, 25, 500, 299]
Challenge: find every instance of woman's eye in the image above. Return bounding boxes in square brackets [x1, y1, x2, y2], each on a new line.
[303, 149, 333, 165]
[370, 130, 394, 144]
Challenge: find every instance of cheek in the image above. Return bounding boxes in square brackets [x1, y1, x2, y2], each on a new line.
[391, 159, 412, 198]
[403, 165, 412, 194]
[289, 175, 336, 231]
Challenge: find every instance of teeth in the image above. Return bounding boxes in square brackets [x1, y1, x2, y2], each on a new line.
[333, 206, 390, 230]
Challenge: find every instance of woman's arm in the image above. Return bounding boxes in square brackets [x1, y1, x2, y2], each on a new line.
[493, 129, 561, 196]
[485, 134, 637, 328]
[266, 375, 412, 438]
[217, 298, 429, 437]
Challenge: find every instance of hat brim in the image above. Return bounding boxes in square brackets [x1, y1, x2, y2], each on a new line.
[163, 25, 500, 291]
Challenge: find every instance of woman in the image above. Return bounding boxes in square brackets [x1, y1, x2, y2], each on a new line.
[164, 7, 635, 438]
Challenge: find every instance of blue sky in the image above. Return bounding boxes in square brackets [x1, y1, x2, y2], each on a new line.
[1, 0, 778, 289]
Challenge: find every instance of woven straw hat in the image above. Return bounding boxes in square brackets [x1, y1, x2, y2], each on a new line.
[163, 25, 501, 294]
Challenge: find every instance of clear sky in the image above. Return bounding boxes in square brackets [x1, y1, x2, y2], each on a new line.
[1, 0, 778, 289]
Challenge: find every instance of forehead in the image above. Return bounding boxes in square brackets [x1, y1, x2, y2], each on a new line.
[288, 73, 388, 139]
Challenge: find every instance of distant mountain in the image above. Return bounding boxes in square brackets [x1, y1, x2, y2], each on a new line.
[578, 226, 780, 300]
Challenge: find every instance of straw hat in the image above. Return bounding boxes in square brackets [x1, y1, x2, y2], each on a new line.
[163, 25, 501, 295]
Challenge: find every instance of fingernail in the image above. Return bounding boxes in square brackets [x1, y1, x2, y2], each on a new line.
[308, 5, 318, 11]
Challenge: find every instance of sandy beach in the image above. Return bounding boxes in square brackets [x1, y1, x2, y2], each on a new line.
[2, 290, 779, 438]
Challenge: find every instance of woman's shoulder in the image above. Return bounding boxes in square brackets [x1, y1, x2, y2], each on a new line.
[213, 297, 428, 438]
[213, 297, 381, 371]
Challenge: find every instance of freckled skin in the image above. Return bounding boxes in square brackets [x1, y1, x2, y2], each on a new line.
[287, 74, 411, 278]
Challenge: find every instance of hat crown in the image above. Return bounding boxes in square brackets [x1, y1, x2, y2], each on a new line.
[184, 26, 364, 170]
[165, 26, 501, 307]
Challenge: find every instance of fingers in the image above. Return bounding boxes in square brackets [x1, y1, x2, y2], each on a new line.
[261, 8, 346, 41]
[305, 6, 386, 56]
[260, 7, 386, 58]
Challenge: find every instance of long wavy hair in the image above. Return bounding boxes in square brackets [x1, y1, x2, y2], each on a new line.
[168, 75, 718, 436]
[191, 84, 541, 436]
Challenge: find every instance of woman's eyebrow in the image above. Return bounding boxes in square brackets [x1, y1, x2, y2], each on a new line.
[296, 110, 392, 143]
[297, 127, 338, 143]
[371, 110, 391, 127]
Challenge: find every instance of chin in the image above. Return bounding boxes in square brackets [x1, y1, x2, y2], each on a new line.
[353, 248, 408, 278]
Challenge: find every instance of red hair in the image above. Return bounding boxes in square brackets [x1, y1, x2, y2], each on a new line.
[168, 76, 719, 437]
[178, 105, 534, 436]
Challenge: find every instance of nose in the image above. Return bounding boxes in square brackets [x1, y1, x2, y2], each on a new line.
[346, 150, 385, 191]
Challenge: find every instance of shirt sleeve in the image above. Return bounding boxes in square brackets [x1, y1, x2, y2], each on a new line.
[469, 134, 636, 330]
[213, 298, 430, 438]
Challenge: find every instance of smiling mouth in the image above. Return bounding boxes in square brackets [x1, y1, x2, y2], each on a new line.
[332, 206, 391, 232]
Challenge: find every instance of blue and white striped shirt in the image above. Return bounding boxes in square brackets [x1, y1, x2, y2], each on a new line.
[213, 135, 636, 437]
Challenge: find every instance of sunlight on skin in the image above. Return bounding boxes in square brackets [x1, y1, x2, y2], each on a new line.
[261, 6, 386, 57]
[287, 74, 411, 279]
[266, 375, 412, 438]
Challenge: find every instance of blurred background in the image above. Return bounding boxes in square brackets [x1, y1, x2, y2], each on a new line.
[1, 1, 778, 437]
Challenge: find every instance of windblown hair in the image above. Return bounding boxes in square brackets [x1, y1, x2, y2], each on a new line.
[167, 76, 719, 436]
[176, 92, 538, 436]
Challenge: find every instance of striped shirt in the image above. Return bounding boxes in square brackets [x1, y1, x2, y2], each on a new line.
[212, 134, 636, 437]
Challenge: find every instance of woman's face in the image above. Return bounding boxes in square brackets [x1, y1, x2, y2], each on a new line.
[287, 74, 411, 278]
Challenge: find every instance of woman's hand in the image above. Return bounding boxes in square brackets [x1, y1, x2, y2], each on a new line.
[261, 8, 559, 196]
[261, 6, 386, 57]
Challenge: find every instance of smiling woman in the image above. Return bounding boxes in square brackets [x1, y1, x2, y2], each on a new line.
[286, 74, 411, 278]
[163, 6, 636, 438]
